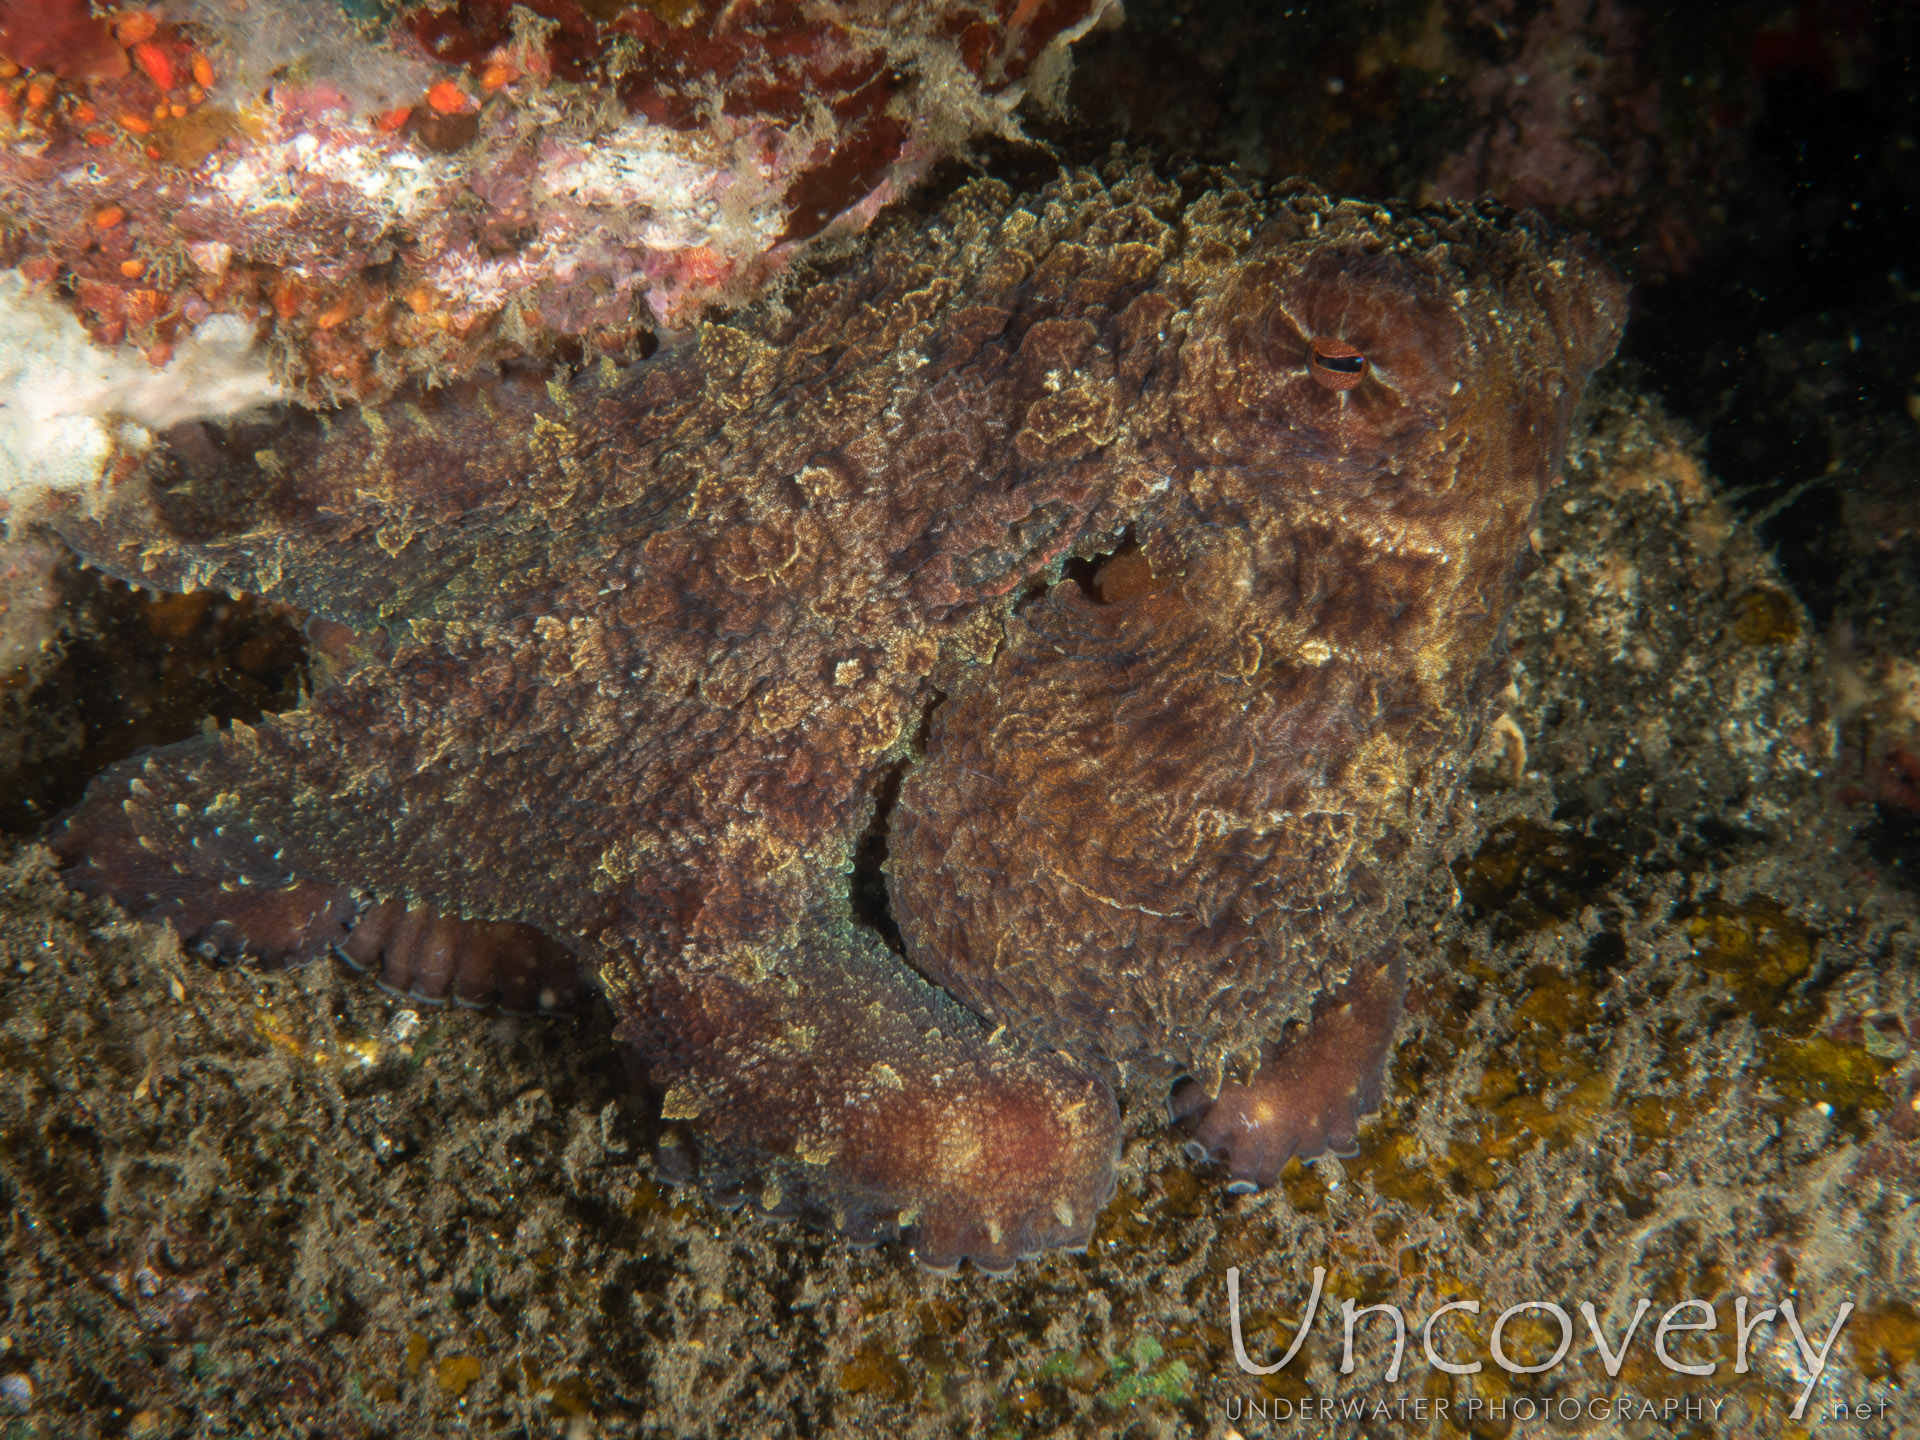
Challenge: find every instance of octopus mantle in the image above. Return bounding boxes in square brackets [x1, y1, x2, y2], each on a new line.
[50, 165, 1625, 1273]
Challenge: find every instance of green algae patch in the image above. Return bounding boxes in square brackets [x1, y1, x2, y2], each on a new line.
[1099, 1336, 1193, 1409]
[992, 1336, 1192, 1434]
[1034, 1349, 1103, 1391]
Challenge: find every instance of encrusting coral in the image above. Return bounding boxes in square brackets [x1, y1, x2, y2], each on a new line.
[0, 0, 1117, 682]
[0, 0, 1118, 406]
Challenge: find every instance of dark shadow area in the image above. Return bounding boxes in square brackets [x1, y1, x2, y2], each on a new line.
[0, 560, 308, 837]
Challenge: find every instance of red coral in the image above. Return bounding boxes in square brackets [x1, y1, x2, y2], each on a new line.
[0, 0, 1109, 422]
[407, 0, 1105, 237]
[0, 0, 129, 81]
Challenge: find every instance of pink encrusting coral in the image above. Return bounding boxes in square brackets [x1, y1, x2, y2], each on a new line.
[0, 0, 1116, 408]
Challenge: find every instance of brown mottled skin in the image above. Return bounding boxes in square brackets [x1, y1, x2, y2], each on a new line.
[48, 164, 1625, 1272]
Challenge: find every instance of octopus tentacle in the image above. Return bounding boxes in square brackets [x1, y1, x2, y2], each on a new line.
[1173, 947, 1403, 1190]
[51, 713, 588, 1014]
[44, 374, 605, 636]
[54, 730, 358, 963]
[625, 922, 1120, 1274]
[337, 901, 580, 1015]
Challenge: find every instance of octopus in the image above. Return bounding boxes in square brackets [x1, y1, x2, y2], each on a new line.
[46, 164, 1625, 1273]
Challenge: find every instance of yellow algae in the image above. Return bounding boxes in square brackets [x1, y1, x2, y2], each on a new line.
[1278, 1155, 1330, 1215]
[1625, 1094, 1687, 1139]
[1763, 1034, 1891, 1125]
[402, 1333, 431, 1379]
[1850, 1301, 1920, 1381]
[1350, 1130, 1448, 1210]
[1684, 897, 1816, 1024]
[1731, 587, 1802, 646]
[434, 1354, 483, 1398]
[838, 1337, 912, 1403]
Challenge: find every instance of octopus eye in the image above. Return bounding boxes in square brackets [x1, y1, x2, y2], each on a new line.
[1309, 336, 1368, 391]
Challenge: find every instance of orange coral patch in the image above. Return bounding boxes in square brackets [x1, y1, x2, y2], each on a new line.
[131, 38, 172, 90]
[113, 11, 159, 45]
[426, 80, 470, 113]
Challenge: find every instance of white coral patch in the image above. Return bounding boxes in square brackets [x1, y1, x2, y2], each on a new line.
[543, 125, 733, 247]
[0, 270, 281, 511]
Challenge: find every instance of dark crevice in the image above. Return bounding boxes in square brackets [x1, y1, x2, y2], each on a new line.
[1062, 528, 1168, 606]
[908, 683, 945, 758]
[848, 762, 908, 956]
[1009, 574, 1052, 616]
[1864, 802, 1920, 880]
[847, 686, 944, 957]
[3, 562, 309, 838]
[1060, 550, 1110, 602]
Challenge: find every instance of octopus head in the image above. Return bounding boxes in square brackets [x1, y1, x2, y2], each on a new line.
[1183, 237, 1473, 478]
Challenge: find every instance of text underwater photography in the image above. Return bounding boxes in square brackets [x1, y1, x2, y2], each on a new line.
[1214, 1266, 1880, 1432]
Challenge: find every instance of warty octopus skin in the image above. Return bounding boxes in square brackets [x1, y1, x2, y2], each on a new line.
[47, 162, 1626, 1274]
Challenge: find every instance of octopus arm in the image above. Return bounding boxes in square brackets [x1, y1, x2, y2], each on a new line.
[1173, 946, 1403, 1188]
[626, 918, 1119, 1274]
[46, 368, 666, 639]
[50, 649, 624, 1007]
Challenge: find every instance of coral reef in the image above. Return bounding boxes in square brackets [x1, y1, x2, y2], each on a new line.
[0, 0, 1114, 412]
[0, 271, 272, 506]
[0, 267, 280, 681]
[42, 161, 1619, 1275]
[0, 0, 1117, 772]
